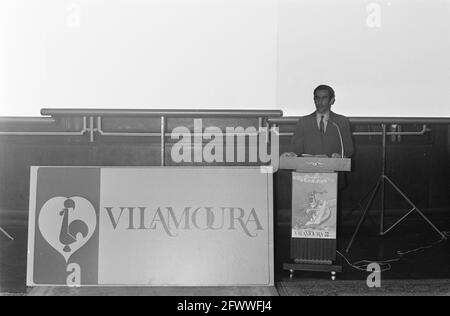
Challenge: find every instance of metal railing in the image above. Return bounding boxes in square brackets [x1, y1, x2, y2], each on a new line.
[1, 110, 449, 165]
[0, 109, 283, 166]
[267, 117, 450, 137]
[40, 108, 283, 118]
[0, 117, 88, 136]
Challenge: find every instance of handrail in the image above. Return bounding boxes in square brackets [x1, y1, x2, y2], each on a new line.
[274, 123, 430, 137]
[0, 117, 88, 136]
[268, 117, 450, 125]
[96, 116, 261, 137]
[41, 108, 283, 118]
[353, 124, 429, 136]
[0, 117, 56, 124]
[0, 112, 446, 138]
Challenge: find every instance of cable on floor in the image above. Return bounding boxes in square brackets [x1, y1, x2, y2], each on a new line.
[337, 231, 450, 273]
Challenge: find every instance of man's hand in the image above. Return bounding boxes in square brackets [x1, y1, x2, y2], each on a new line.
[281, 152, 298, 158]
[331, 153, 342, 158]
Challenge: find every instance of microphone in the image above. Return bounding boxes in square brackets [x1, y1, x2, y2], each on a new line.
[330, 120, 344, 159]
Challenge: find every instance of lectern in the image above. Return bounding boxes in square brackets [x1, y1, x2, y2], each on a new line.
[280, 156, 351, 280]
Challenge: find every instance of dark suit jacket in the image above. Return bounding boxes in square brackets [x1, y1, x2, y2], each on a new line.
[290, 111, 354, 158]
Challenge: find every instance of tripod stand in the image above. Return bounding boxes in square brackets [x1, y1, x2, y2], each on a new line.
[346, 123, 446, 253]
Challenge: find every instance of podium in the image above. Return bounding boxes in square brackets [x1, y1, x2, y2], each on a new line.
[280, 156, 351, 280]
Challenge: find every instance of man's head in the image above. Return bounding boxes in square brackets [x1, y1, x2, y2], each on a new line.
[314, 85, 335, 114]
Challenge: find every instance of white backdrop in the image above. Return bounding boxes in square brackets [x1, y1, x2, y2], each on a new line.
[1, 0, 449, 117]
[277, 0, 450, 117]
[0, 0, 277, 116]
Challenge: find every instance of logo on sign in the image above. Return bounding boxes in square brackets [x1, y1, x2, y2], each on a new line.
[38, 197, 97, 263]
[104, 206, 264, 237]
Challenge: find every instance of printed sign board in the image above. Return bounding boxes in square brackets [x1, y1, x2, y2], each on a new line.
[291, 172, 337, 239]
[27, 166, 274, 286]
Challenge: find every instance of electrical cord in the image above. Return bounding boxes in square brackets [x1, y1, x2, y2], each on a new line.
[336, 250, 398, 272]
[337, 231, 450, 273]
[396, 234, 448, 256]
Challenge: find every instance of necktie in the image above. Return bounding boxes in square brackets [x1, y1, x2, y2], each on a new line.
[319, 115, 325, 134]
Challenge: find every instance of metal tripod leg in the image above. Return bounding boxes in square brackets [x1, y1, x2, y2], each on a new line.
[381, 176, 447, 239]
[0, 226, 14, 240]
[345, 176, 382, 253]
[344, 180, 380, 227]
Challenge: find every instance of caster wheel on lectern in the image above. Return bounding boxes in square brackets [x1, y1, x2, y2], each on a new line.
[331, 271, 336, 281]
[289, 269, 294, 279]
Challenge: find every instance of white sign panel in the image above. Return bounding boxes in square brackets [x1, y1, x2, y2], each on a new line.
[27, 166, 274, 286]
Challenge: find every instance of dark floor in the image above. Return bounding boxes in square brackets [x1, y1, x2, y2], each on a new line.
[1, 208, 450, 295]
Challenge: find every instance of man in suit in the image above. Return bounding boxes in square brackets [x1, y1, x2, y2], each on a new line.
[283, 85, 354, 158]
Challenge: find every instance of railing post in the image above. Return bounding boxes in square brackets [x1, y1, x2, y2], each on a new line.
[161, 116, 166, 166]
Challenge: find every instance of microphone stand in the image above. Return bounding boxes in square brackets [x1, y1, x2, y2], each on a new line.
[331, 121, 345, 159]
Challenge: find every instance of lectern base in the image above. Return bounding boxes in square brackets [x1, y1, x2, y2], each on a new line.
[283, 258, 342, 281]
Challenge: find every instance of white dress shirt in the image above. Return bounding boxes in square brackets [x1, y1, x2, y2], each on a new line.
[316, 111, 330, 133]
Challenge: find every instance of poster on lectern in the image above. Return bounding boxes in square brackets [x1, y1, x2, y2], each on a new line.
[26, 166, 274, 286]
[291, 172, 337, 239]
